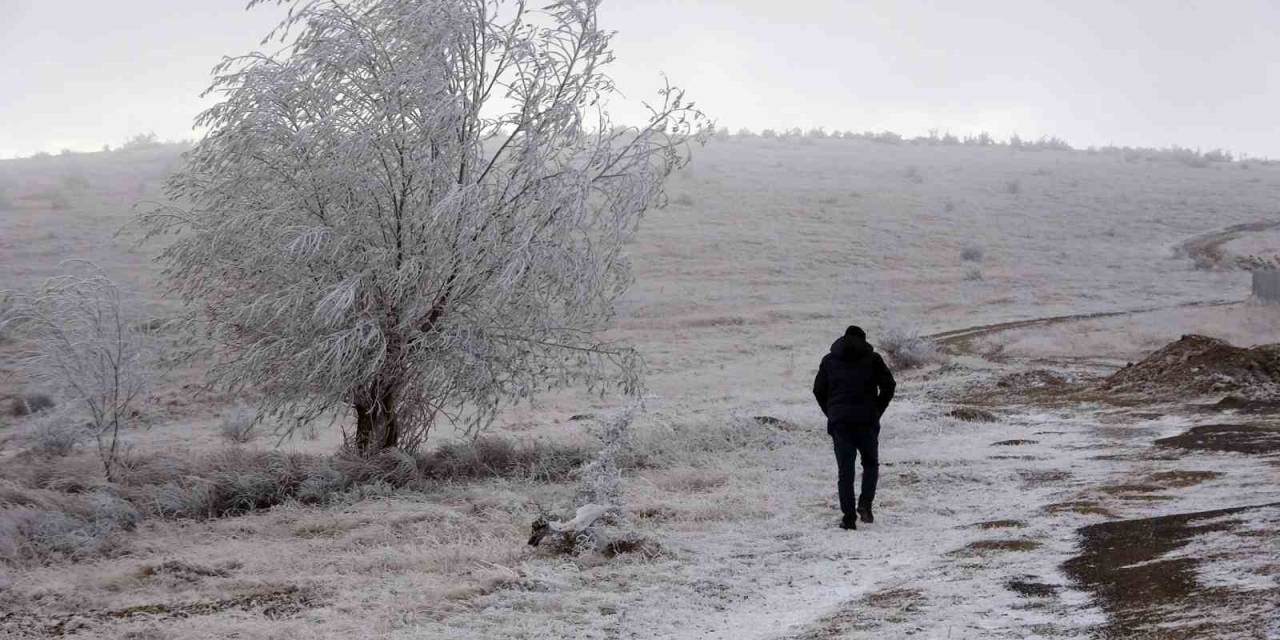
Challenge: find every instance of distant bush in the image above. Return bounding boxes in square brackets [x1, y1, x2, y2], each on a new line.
[10, 393, 55, 417]
[761, 129, 778, 139]
[870, 131, 902, 144]
[904, 165, 924, 184]
[60, 171, 90, 193]
[1092, 144, 1235, 167]
[121, 132, 160, 150]
[1203, 149, 1232, 163]
[878, 327, 943, 370]
[735, 128, 755, 138]
[1005, 179, 1021, 195]
[965, 132, 995, 146]
[1024, 136, 1071, 151]
[217, 407, 259, 444]
[964, 267, 984, 281]
[943, 200, 956, 213]
[47, 188, 71, 210]
[960, 244, 984, 262]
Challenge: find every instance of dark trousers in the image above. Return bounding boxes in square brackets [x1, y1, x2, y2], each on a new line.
[831, 427, 879, 517]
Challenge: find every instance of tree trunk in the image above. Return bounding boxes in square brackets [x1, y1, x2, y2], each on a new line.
[353, 383, 399, 453]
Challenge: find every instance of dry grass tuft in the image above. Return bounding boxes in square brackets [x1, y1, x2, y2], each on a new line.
[1146, 469, 1221, 488]
[0, 484, 139, 565]
[650, 469, 729, 493]
[137, 559, 230, 582]
[970, 519, 1027, 530]
[216, 407, 258, 444]
[951, 539, 1042, 556]
[1044, 501, 1116, 517]
[0, 433, 600, 566]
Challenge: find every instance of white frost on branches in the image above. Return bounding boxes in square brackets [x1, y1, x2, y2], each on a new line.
[6, 265, 151, 479]
[142, 0, 710, 452]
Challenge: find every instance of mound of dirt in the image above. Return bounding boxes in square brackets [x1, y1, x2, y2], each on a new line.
[947, 407, 998, 423]
[1103, 335, 1280, 399]
[996, 369, 1071, 391]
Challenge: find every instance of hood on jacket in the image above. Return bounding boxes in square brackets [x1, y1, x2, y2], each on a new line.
[830, 335, 874, 361]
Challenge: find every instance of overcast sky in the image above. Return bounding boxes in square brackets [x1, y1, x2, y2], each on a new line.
[2, 0, 1278, 158]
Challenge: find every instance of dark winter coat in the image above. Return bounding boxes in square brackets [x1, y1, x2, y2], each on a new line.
[813, 335, 897, 431]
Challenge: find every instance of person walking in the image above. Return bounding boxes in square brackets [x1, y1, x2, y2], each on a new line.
[813, 326, 896, 530]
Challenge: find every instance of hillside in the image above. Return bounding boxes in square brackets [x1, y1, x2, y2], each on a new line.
[2, 137, 1279, 639]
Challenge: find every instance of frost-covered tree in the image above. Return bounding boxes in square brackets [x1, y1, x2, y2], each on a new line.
[144, 0, 709, 453]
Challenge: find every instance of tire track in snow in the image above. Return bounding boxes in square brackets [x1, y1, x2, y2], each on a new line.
[927, 299, 1238, 355]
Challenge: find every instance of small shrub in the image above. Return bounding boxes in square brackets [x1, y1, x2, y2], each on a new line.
[672, 193, 695, 207]
[943, 200, 956, 213]
[576, 406, 636, 513]
[217, 407, 258, 444]
[9, 268, 151, 480]
[1004, 179, 1021, 195]
[904, 166, 924, 184]
[877, 327, 943, 370]
[27, 411, 86, 457]
[960, 244, 984, 262]
[964, 267, 984, 281]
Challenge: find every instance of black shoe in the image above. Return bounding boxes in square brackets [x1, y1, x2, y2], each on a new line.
[840, 515, 857, 530]
[857, 505, 874, 524]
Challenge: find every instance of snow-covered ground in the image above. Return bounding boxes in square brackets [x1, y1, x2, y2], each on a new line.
[2, 139, 1279, 638]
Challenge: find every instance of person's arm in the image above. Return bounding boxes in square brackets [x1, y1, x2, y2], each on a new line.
[813, 360, 829, 416]
[874, 355, 896, 416]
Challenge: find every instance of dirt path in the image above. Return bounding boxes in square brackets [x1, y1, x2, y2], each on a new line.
[927, 218, 1280, 356]
[926, 299, 1237, 355]
[1173, 219, 1280, 270]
